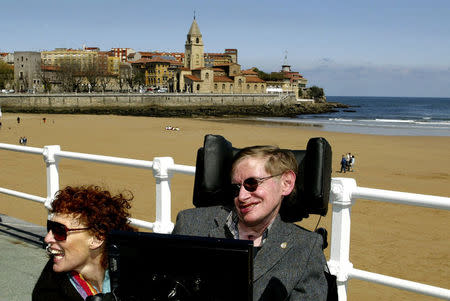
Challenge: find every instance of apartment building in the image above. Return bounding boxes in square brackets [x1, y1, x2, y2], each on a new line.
[41, 48, 105, 72]
[111, 48, 136, 62]
[131, 56, 182, 88]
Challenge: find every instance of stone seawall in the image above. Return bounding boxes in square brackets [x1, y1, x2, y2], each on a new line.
[0, 93, 345, 117]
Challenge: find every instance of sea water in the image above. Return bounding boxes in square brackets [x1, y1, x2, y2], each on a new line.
[259, 96, 450, 136]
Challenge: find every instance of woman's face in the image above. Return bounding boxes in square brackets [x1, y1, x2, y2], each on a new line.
[44, 213, 95, 274]
[232, 156, 285, 229]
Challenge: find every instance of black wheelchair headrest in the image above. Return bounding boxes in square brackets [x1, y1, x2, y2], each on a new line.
[193, 134, 332, 222]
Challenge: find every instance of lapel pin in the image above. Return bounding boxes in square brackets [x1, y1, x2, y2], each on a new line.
[280, 242, 287, 249]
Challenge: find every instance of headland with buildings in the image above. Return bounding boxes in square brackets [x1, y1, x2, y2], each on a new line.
[0, 18, 345, 117]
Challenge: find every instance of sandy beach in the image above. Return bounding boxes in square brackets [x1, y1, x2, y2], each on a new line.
[0, 113, 449, 300]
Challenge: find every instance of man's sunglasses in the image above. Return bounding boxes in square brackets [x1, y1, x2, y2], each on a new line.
[47, 220, 90, 241]
[231, 173, 283, 197]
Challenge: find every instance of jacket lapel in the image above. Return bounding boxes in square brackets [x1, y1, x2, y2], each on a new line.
[209, 206, 231, 239]
[253, 216, 294, 281]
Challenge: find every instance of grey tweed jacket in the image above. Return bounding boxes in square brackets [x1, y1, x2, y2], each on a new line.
[172, 205, 328, 301]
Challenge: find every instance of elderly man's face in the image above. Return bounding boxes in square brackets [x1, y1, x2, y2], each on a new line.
[232, 157, 285, 229]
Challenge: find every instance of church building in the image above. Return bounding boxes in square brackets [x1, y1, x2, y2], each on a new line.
[175, 18, 266, 94]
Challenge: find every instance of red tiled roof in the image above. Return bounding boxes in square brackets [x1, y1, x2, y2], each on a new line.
[207, 53, 228, 57]
[170, 61, 183, 66]
[245, 76, 265, 83]
[138, 51, 156, 56]
[41, 65, 60, 71]
[131, 57, 178, 64]
[184, 74, 202, 82]
[242, 69, 258, 75]
[213, 76, 233, 83]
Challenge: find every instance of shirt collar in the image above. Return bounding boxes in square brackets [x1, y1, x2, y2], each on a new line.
[225, 209, 273, 245]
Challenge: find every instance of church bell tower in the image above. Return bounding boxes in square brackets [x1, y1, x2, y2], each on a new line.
[184, 17, 205, 69]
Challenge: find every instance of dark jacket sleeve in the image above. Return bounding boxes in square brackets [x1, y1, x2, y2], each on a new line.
[172, 207, 222, 237]
[289, 233, 328, 301]
[32, 259, 82, 301]
[171, 209, 191, 235]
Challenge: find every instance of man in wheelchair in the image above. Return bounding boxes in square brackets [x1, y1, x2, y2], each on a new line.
[173, 142, 328, 301]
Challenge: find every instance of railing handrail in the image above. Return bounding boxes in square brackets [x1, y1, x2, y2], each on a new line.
[352, 186, 450, 210]
[1, 144, 449, 300]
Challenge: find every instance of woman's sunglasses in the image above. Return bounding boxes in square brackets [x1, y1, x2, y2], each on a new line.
[231, 173, 282, 197]
[47, 220, 90, 241]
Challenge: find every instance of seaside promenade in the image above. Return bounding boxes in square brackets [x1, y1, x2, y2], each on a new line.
[0, 214, 47, 301]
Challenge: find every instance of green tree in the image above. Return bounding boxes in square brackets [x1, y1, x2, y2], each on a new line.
[125, 66, 145, 92]
[307, 86, 324, 99]
[84, 60, 102, 92]
[56, 60, 83, 92]
[252, 67, 285, 81]
[38, 64, 55, 93]
[0, 61, 14, 89]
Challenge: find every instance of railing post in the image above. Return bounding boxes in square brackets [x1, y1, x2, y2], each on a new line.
[328, 177, 357, 301]
[152, 157, 175, 234]
[43, 145, 61, 211]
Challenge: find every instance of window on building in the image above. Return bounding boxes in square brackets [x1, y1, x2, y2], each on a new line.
[222, 84, 225, 90]
[197, 84, 200, 91]
[214, 84, 218, 90]
[254, 85, 257, 90]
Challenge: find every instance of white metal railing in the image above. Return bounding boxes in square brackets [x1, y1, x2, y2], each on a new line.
[0, 143, 195, 233]
[329, 177, 450, 300]
[0, 143, 449, 300]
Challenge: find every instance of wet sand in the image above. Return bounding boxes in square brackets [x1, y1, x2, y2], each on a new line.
[0, 113, 449, 300]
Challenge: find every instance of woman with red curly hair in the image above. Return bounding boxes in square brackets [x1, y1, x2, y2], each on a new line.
[33, 185, 135, 301]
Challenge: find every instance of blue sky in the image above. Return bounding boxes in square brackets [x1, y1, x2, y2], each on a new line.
[2, 0, 449, 97]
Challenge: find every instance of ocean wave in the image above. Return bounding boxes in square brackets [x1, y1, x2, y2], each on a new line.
[375, 119, 415, 123]
[328, 118, 353, 122]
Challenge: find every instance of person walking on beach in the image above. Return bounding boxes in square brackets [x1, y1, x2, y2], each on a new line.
[20, 137, 27, 145]
[340, 155, 347, 173]
[349, 155, 355, 172]
[346, 153, 351, 171]
[17, 116, 20, 124]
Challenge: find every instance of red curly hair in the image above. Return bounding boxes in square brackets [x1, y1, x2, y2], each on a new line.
[50, 185, 136, 268]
